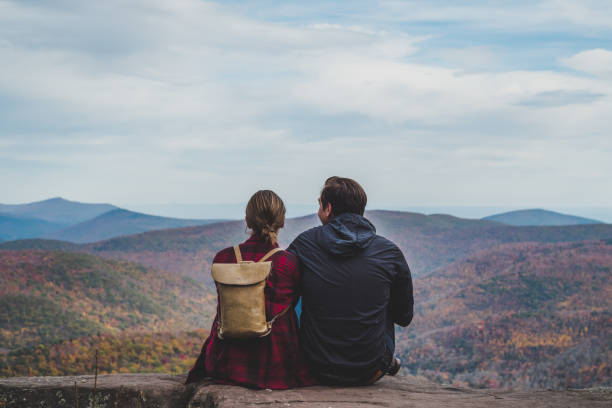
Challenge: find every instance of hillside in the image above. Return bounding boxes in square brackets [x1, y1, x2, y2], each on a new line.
[0, 250, 216, 352]
[83, 210, 612, 283]
[45, 209, 221, 243]
[483, 209, 603, 226]
[0, 214, 65, 242]
[83, 220, 250, 285]
[3, 210, 612, 285]
[0, 330, 208, 377]
[0, 197, 117, 225]
[400, 240, 612, 389]
[1, 218, 612, 390]
[0, 239, 81, 251]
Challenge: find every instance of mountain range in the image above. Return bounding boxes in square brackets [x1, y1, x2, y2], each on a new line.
[45, 208, 221, 243]
[1, 198, 611, 389]
[2, 238, 610, 388]
[0, 197, 117, 225]
[5, 210, 611, 286]
[0, 198, 221, 243]
[1, 198, 606, 245]
[483, 209, 602, 226]
[0, 214, 65, 242]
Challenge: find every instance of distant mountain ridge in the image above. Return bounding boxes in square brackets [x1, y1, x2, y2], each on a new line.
[45, 208, 221, 243]
[4, 209, 612, 285]
[0, 198, 224, 243]
[0, 197, 117, 225]
[483, 208, 603, 226]
[0, 214, 65, 242]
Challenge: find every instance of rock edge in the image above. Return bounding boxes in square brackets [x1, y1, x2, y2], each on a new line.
[1, 373, 610, 408]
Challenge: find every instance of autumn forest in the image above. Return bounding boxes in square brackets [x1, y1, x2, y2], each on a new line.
[1, 210, 611, 390]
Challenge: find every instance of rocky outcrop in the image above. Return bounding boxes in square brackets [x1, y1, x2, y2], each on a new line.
[1, 374, 610, 408]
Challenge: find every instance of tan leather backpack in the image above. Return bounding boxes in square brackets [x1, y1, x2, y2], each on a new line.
[211, 245, 290, 339]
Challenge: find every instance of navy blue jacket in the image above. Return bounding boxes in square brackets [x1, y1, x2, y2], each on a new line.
[288, 213, 413, 377]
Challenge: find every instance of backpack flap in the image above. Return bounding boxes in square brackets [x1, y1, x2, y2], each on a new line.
[211, 261, 271, 285]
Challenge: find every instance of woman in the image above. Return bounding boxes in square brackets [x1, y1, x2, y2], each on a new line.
[186, 190, 316, 389]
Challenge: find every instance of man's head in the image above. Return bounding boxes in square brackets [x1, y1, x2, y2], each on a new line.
[318, 176, 367, 224]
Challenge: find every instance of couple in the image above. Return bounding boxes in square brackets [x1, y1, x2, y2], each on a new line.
[186, 177, 414, 389]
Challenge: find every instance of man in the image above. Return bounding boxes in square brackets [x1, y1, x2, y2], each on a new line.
[288, 177, 414, 385]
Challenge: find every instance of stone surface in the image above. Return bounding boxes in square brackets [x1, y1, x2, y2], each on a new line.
[1, 374, 610, 408]
[0, 374, 195, 408]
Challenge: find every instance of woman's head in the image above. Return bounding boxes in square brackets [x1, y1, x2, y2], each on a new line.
[245, 190, 286, 244]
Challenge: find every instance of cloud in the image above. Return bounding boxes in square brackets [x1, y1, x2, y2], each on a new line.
[561, 48, 612, 79]
[0, 0, 611, 208]
[292, 55, 610, 127]
[517, 90, 605, 107]
[2, 0, 609, 132]
[0, 0, 424, 133]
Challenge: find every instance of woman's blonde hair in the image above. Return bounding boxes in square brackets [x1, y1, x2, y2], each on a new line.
[245, 190, 286, 244]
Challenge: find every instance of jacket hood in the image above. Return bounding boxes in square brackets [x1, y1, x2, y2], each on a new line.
[320, 213, 377, 256]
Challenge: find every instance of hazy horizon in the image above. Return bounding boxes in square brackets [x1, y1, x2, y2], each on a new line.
[111, 203, 612, 223]
[3, 196, 611, 223]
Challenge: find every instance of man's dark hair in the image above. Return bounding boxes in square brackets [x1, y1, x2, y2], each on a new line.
[320, 176, 367, 216]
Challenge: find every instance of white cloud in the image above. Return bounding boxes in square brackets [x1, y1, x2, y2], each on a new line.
[293, 54, 611, 128]
[2, 0, 608, 131]
[1, 0, 611, 208]
[561, 48, 612, 79]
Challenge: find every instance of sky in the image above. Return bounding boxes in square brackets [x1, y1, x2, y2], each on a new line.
[1, 0, 611, 219]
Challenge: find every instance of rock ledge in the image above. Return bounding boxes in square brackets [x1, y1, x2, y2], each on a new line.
[1, 374, 610, 408]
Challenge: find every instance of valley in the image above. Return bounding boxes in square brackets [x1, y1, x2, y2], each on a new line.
[1, 199, 611, 390]
[400, 240, 612, 389]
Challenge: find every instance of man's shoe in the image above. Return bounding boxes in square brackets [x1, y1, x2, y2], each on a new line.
[387, 357, 401, 376]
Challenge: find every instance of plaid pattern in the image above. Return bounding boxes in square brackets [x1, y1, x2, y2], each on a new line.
[186, 235, 317, 389]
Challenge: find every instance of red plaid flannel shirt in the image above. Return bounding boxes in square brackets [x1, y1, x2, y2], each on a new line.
[186, 235, 317, 389]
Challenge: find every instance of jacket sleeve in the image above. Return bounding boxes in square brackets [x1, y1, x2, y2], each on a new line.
[287, 239, 298, 256]
[287, 237, 303, 303]
[287, 233, 304, 258]
[390, 248, 414, 327]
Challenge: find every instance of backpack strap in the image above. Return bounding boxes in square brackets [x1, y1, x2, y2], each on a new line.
[233, 246, 281, 263]
[267, 304, 291, 326]
[258, 247, 283, 263]
[233, 245, 243, 263]
[258, 304, 292, 338]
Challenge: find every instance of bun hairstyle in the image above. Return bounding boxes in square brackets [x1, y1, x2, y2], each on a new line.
[245, 190, 286, 244]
